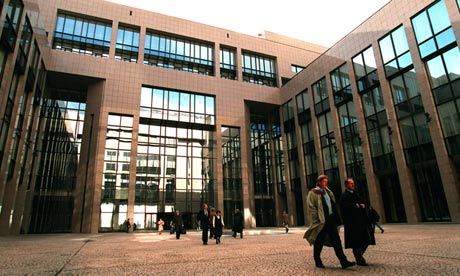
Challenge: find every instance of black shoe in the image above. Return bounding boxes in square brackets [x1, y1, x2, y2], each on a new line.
[381, 229, 384, 234]
[315, 262, 325, 269]
[341, 260, 356, 269]
[357, 261, 368, 266]
[203, 242, 207, 245]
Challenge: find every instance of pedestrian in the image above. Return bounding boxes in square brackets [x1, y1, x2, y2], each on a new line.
[339, 178, 376, 266]
[197, 203, 210, 245]
[209, 208, 216, 240]
[303, 174, 355, 269]
[157, 218, 165, 235]
[232, 209, 244, 239]
[171, 210, 184, 239]
[213, 210, 224, 244]
[282, 210, 289, 233]
[124, 218, 131, 233]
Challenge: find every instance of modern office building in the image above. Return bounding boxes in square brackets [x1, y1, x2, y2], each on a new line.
[0, 0, 459, 234]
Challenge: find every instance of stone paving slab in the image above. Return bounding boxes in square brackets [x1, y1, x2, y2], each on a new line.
[0, 224, 459, 275]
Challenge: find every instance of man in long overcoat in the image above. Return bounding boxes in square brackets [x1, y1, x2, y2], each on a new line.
[339, 178, 376, 266]
[304, 175, 355, 269]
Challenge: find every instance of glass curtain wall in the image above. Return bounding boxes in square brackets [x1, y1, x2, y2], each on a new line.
[281, 100, 304, 224]
[353, 46, 403, 221]
[331, 63, 367, 199]
[29, 97, 83, 233]
[136, 87, 216, 230]
[144, 31, 214, 76]
[296, 90, 317, 189]
[251, 120, 275, 227]
[409, 0, 455, 221]
[222, 126, 242, 229]
[100, 114, 133, 231]
[314, 78, 340, 196]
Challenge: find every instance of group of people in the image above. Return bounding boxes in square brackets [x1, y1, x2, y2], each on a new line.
[197, 204, 228, 244]
[304, 174, 378, 269]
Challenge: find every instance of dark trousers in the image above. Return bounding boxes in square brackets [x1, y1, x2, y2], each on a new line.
[175, 226, 182, 239]
[202, 226, 209, 244]
[352, 245, 368, 263]
[314, 214, 347, 264]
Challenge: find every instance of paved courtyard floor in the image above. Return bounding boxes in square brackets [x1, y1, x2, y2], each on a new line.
[0, 224, 459, 275]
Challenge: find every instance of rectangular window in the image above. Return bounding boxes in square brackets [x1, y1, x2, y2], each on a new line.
[411, 0, 455, 59]
[220, 46, 237, 80]
[144, 31, 214, 76]
[115, 24, 139, 62]
[241, 51, 277, 87]
[53, 12, 112, 57]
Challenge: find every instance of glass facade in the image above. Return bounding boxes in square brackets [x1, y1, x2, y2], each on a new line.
[115, 24, 139, 62]
[220, 46, 237, 80]
[242, 51, 277, 87]
[4, 0, 460, 235]
[296, 90, 317, 189]
[133, 87, 216, 230]
[53, 12, 112, 57]
[222, 126, 242, 228]
[144, 31, 214, 75]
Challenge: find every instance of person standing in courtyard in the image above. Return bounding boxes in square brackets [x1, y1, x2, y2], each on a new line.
[282, 210, 289, 233]
[304, 174, 355, 269]
[197, 203, 211, 245]
[213, 210, 224, 244]
[339, 178, 375, 266]
[171, 210, 184, 240]
[157, 218, 165, 235]
[232, 209, 244, 239]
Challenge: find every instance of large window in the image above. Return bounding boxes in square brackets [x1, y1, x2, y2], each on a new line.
[378, 25, 412, 78]
[144, 31, 214, 76]
[353, 46, 379, 92]
[296, 90, 317, 188]
[53, 12, 112, 57]
[140, 87, 215, 126]
[101, 114, 133, 231]
[313, 77, 329, 115]
[330, 63, 352, 105]
[222, 126, 242, 228]
[411, 0, 455, 59]
[220, 46, 237, 80]
[242, 51, 277, 87]
[115, 24, 139, 62]
[135, 87, 216, 230]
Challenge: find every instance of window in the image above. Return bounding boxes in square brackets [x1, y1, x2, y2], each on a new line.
[220, 46, 237, 80]
[115, 24, 139, 62]
[378, 25, 413, 77]
[291, 64, 304, 73]
[53, 12, 112, 57]
[313, 78, 329, 115]
[144, 31, 214, 76]
[330, 63, 352, 105]
[242, 51, 277, 87]
[352, 47, 379, 92]
[140, 87, 215, 126]
[411, 0, 455, 59]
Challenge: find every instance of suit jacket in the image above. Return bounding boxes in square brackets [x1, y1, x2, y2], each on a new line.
[197, 209, 210, 228]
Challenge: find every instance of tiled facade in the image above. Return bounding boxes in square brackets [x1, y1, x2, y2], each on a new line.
[0, 0, 459, 234]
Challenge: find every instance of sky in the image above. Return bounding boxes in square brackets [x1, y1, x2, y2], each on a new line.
[106, 0, 390, 47]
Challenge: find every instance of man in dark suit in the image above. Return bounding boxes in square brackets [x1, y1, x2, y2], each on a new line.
[197, 203, 210, 245]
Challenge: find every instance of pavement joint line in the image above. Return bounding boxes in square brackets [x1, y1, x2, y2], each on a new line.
[54, 238, 91, 276]
[374, 249, 460, 261]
